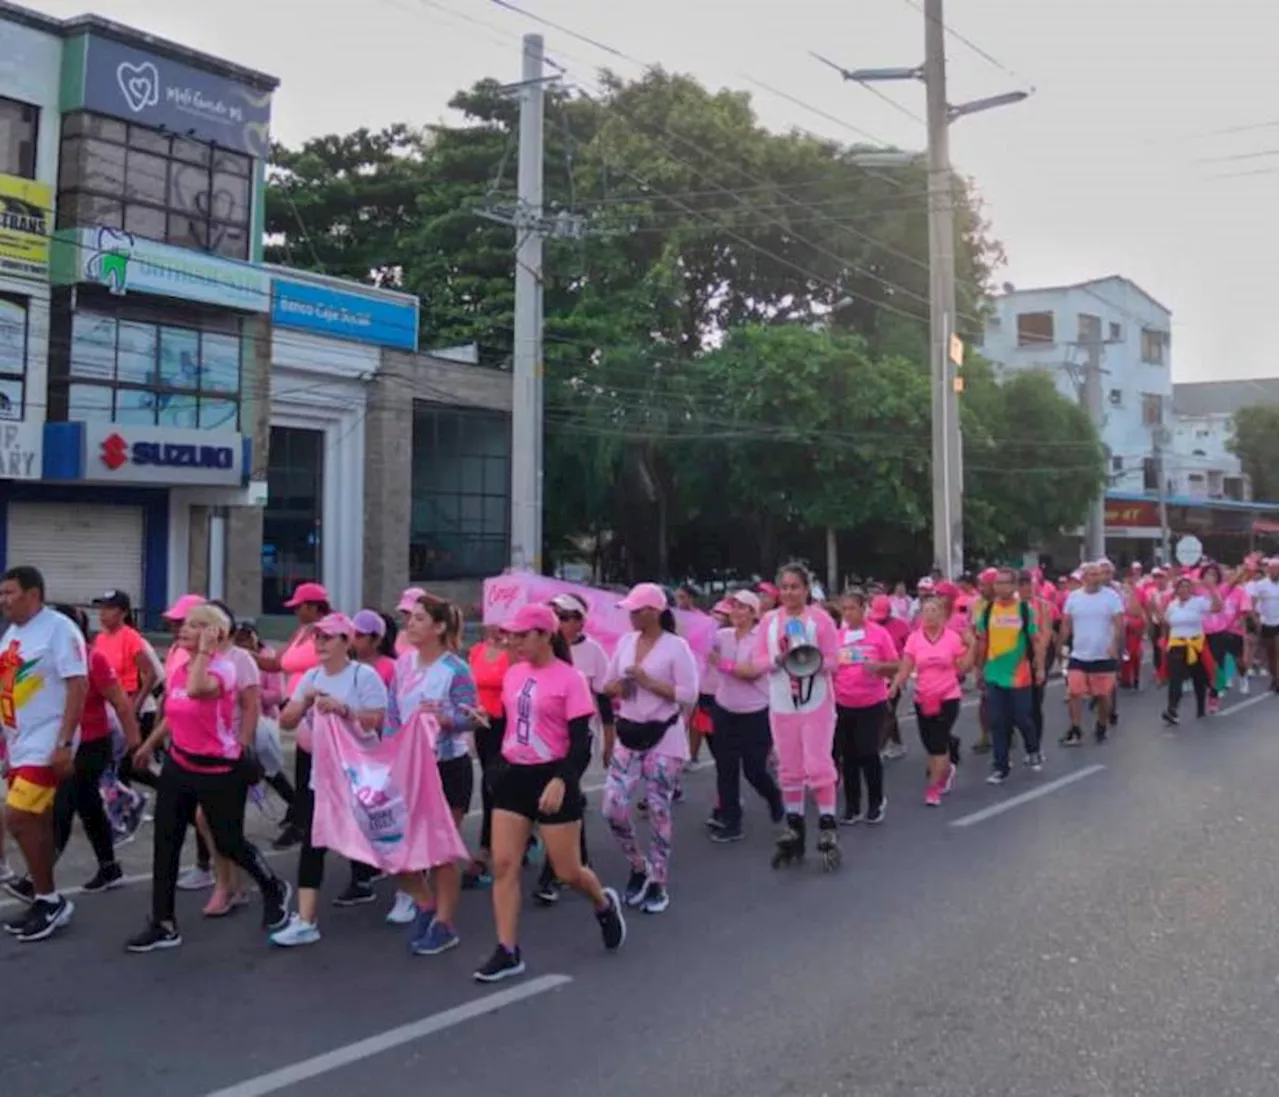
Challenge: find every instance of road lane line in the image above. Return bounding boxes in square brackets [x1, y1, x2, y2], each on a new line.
[1216, 692, 1274, 719]
[948, 764, 1106, 828]
[200, 974, 573, 1097]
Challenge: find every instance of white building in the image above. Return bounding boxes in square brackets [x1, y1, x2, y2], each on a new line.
[1170, 379, 1279, 502]
[979, 275, 1174, 495]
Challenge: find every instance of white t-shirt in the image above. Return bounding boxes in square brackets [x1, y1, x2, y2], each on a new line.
[0, 607, 88, 768]
[292, 663, 388, 718]
[139, 638, 165, 717]
[1166, 596, 1211, 640]
[1251, 578, 1280, 628]
[1063, 587, 1124, 662]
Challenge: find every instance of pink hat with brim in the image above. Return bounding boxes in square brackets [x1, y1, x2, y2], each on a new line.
[755, 582, 780, 599]
[504, 604, 558, 634]
[869, 594, 892, 621]
[730, 590, 761, 615]
[618, 582, 668, 613]
[163, 593, 206, 621]
[314, 612, 355, 637]
[284, 582, 329, 609]
[712, 598, 736, 616]
[397, 587, 427, 613]
[979, 568, 999, 584]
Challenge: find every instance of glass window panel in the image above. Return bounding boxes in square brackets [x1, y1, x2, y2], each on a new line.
[82, 114, 127, 142]
[70, 313, 117, 381]
[57, 191, 123, 230]
[199, 333, 241, 395]
[209, 172, 250, 226]
[172, 137, 210, 166]
[116, 388, 156, 426]
[116, 322, 157, 385]
[123, 202, 166, 240]
[212, 150, 251, 177]
[67, 383, 113, 422]
[0, 298, 27, 374]
[0, 377, 23, 421]
[211, 222, 249, 260]
[167, 160, 209, 216]
[157, 393, 198, 429]
[482, 496, 506, 532]
[166, 213, 206, 251]
[127, 126, 169, 154]
[459, 496, 483, 530]
[198, 398, 238, 430]
[80, 138, 127, 195]
[158, 327, 200, 390]
[125, 149, 167, 204]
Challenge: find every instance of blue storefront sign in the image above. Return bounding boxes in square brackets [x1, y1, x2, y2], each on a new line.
[81, 35, 274, 159]
[271, 277, 419, 351]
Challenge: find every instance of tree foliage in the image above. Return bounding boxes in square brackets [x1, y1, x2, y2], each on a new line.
[1227, 404, 1279, 503]
[266, 68, 1103, 581]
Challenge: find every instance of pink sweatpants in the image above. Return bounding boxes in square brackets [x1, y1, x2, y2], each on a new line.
[769, 704, 838, 816]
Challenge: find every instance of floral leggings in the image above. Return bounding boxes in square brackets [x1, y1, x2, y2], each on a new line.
[601, 747, 679, 885]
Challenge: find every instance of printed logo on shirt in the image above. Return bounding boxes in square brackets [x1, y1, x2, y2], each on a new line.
[0, 640, 43, 729]
[514, 678, 536, 746]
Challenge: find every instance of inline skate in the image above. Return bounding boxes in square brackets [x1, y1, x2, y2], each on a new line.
[816, 814, 842, 872]
[771, 812, 805, 868]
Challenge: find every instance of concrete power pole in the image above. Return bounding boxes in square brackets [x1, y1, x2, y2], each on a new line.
[814, 6, 1027, 578]
[1080, 337, 1107, 561]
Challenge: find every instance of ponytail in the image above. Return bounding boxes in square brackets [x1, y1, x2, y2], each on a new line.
[658, 608, 677, 634]
[549, 630, 572, 665]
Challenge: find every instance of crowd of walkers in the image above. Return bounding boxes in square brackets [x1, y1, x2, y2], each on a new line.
[0, 551, 1275, 981]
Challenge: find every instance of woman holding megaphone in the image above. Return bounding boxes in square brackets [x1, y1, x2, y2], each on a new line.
[757, 563, 843, 871]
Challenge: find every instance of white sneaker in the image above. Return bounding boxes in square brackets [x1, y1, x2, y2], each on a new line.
[269, 914, 321, 948]
[0, 861, 15, 885]
[1239, 678, 1250, 695]
[176, 866, 215, 892]
[386, 890, 417, 926]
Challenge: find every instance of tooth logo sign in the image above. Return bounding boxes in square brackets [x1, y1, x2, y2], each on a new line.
[100, 433, 129, 471]
[116, 60, 160, 114]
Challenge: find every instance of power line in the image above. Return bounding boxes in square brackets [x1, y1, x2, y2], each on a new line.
[896, 0, 1032, 89]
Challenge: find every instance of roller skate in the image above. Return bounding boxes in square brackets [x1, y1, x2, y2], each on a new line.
[816, 814, 842, 872]
[770, 813, 805, 869]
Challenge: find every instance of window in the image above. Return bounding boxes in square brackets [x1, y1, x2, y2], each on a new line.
[1141, 393, 1163, 427]
[57, 112, 253, 260]
[0, 295, 28, 420]
[1108, 321, 1123, 342]
[1077, 313, 1102, 344]
[1016, 311, 1054, 347]
[51, 309, 241, 428]
[0, 96, 38, 178]
[1111, 455, 1124, 473]
[1143, 458, 1159, 492]
[410, 405, 510, 580]
[1108, 388, 1123, 406]
[1140, 328, 1168, 365]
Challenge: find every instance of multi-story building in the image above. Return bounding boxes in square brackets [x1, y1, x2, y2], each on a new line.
[979, 274, 1174, 498]
[1169, 379, 1277, 501]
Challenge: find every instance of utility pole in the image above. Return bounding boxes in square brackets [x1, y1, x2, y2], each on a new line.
[1154, 425, 1172, 564]
[814, 11, 1028, 578]
[1080, 337, 1106, 561]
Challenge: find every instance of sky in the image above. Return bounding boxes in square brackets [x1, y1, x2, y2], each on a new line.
[27, 0, 1280, 384]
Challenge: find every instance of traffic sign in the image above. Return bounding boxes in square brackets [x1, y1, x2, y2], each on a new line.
[1174, 535, 1203, 568]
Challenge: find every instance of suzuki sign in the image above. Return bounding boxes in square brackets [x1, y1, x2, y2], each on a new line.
[84, 424, 246, 486]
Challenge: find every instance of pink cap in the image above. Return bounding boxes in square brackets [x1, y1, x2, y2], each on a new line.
[917, 576, 935, 592]
[284, 582, 329, 609]
[979, 567, 999, 584]
[314, 612, 355, 637]
[504, 603, 558, 634]
[163, 593, 206, 621]
[712, 598, 736, 616]
[935, 581, 959, 598]
[397, 587, 427, 613]
[869, 594, 892, 621]
[618, 582, 668, 613]
[730, 589, 761, 614]
[755, 581, 780, 598]
[1070, 569, 1084, 581]
[955, 595, 972, 612]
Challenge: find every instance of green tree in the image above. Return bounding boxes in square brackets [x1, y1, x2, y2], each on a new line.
[1227, 404, 1279, 502]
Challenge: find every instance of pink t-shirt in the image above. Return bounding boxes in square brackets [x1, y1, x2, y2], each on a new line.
[607, 630, 700, 759]
[1204, 586, 1248, 635]
[834, 621, 899, 708]
[166, 654, 239, 771]
[500, 658, 595, 766]
[713, 624, 769, 714]
[368, 655, 397, 688]
[877, 615, 910, 655]
[279, 628, 320, 696]
[904, 628, 966, 706]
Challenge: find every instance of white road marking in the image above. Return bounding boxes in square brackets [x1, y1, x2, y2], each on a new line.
[1216, 692, 1274, 719]
[200, 974, 572, 1097]
[948, 764, 1107, 828]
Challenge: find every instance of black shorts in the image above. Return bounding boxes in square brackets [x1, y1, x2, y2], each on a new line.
[1262, 624, 1279, 641]
[1068, 658, 1117, 674]
[915, 698, 961, 757]
[437, 755, 475, 814]
[491, 761, 584, 825]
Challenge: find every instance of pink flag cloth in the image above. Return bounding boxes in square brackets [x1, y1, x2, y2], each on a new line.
[309, 710, 469, 874]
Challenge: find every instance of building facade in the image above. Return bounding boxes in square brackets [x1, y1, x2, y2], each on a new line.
[1169, 378, 1278, 502]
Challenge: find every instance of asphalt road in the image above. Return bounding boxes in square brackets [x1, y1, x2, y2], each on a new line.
[2, 679, 1276, 1097]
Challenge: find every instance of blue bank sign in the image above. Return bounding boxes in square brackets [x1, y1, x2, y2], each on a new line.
[271, 278, 419, 351]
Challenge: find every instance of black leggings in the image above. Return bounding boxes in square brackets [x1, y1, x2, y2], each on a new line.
[293, 748, 378, 891]
[151, 757, 279, 925]
[475, 715, 506, 853]
[834, 703, 885, 814]
[1206, 632, 1241, 698]
[1166, 645, 1209, 717]
[117, 712, 159, 791]
[53, 737, 115, 869]
[711, 706, 782, 828]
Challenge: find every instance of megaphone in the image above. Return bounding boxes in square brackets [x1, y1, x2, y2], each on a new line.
[781, 643, 823, 679]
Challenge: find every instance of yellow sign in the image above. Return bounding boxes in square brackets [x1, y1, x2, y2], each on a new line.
[949, 333, 964, 366]
[0, 175, 52, 281]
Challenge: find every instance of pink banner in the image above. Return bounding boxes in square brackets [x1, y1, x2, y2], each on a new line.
[309, 710, 469, 874]
[482, 574, 718, 658]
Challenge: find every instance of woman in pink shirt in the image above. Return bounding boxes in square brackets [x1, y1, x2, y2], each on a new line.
[757, 563, 842, 869]
[474, 603, 625, 983]
[255, 581, 328, 849]
[832, 591, 901, 826]
[1202, 563, 1249, 712]
[707, 590, 782, 842]
[601, 582, 700, 914]
[127, 604, 291, 953]
[351, 609, 398, 688]
[891, 597, 975, 807]
[869, 594, 910, 760]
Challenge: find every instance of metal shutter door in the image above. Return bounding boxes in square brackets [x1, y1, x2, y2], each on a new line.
[7, 502, 145, 609]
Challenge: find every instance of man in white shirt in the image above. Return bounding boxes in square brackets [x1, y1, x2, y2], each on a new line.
[0, 565, 87, 942]
[1059, 562, 1125, 745]
[1252, 558, 1280, 693]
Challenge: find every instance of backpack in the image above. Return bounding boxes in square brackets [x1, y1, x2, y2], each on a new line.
[980, 599, 1033, 668]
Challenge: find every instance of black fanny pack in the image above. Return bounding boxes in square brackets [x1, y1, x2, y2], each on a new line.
[172, 744, 264, 786]
[616, 713, 680, 752]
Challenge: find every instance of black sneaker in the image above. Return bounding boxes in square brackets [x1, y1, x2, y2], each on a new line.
[16, 896, 74, 943]
[595, 886, 626, 950]
[710, 824, 744, 843]
[332, 881, 376, 907]
[1094, 724, 1108, 744]
[532, 877, 561, 906]
[82, 863, 125, 894]
[126, 921, 182, 953]
[705, 812, 726, 831]
[839, 809, 863, 826]
[1161, 709, 1180, 726]
[3, 876, 35, 905]
[639, 881, 670, 914]
[865, 799, 887, 825]
[262, 879, 292, 931]
[1059, 727, 1083, 747]
[271, 823, 304, 851]
[623, 868, 649, 907]
[3, 905, 36, 936]
[474, 944, 526, 983]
